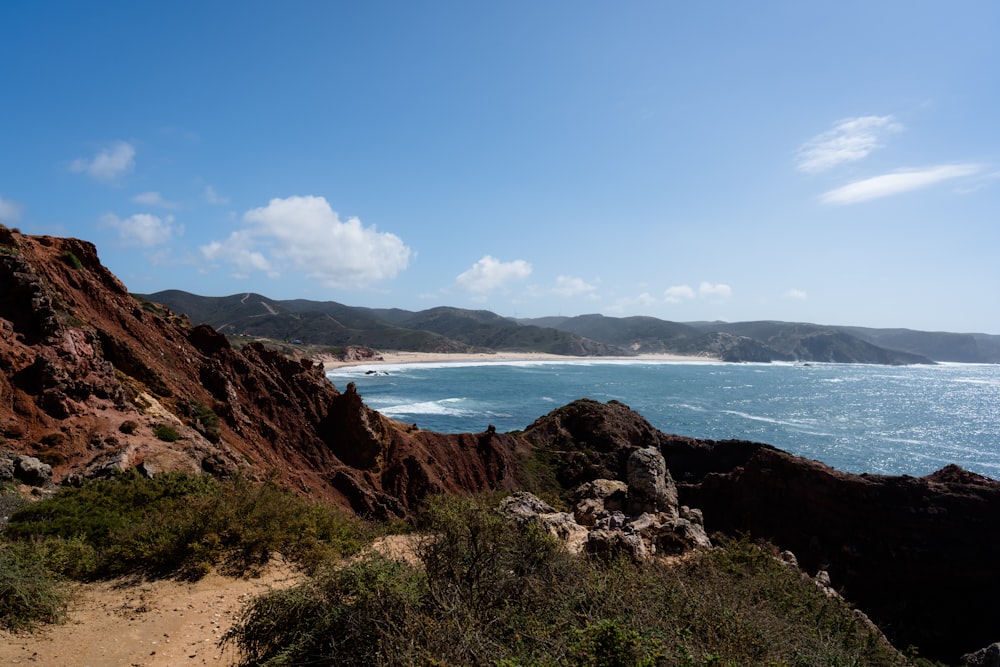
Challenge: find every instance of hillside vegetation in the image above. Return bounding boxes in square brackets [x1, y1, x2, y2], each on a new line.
[2, 479, 912, 666]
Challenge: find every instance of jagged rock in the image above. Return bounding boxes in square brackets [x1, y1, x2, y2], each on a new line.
[573, 478, 627, 526]
[626, 446, 678, 515]
[0, 454, 15, 482]
[815, 570, 840, 598]
[14, 454, 52, 487]
[499, 490, 558, 518]
[586, 528, 648, 560]
[500, 483, 711, 562]
[499, 491, 589, 553]
[963, 643, 1000, 667]
[650, 513, 712, 556]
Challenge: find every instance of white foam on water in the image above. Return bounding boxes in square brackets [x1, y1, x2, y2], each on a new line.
[378, 398, 470, 417]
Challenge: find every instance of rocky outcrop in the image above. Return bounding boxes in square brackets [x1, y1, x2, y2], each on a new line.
[523, 397, 1000, 664]
[964, 643, 1000, 667]
[500, 447, 710, 561]
[0, 451, 54, 489]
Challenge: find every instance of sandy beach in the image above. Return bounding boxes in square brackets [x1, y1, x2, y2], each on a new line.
[320, 350, 717, 370]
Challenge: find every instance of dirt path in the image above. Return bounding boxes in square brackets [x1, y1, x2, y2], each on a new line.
[0, 537, 421, 667]
[0, 564, 301, 667]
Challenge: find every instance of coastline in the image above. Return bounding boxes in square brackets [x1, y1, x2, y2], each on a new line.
[320, 350, 719, 370]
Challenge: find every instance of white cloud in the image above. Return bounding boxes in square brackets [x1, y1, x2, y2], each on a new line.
[456, 255, 532, 293]
[785, 289, 808, 300]
[102, 212, 177, 246]
[132, 191, 178, 209]
[797, 116, 902, 173]
[820, 164, 981, 205]
[553, 275, 598, 298]
[70, 141, 136, 182]
[0, 194, 22, 223]
[699, 282, 732, 299]
[204, 185, 230, 205]
[608, 292, 658, 314]
[664, 284, 696, 304]
[202, 195, 410, 288]
[201, 233, 274, 277]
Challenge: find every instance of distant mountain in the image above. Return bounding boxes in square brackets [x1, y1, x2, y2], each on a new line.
[143, 291, 626, 356]
[838, 326, 1000, 364]
[144, 292, 960, 365]
[683, 321, 933, 365]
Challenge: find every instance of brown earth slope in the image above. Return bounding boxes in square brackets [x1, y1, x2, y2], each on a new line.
[0, 228, 521, 516]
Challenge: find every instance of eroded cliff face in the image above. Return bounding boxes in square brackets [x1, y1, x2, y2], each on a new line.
[522, 397, 1000, 664]
[0, 229, 520, 516]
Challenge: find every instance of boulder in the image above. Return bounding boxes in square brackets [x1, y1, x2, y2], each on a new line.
[0, 454, 14, 482]
[586, 528, 648, 561]
[626, 446, 678, 515]
[573, 478, 627, 526]
[499, 491, 589, 553]
[15, 454, 51, 487]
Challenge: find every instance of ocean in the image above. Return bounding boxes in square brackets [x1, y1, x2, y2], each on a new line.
[326, 360, 1000, 480]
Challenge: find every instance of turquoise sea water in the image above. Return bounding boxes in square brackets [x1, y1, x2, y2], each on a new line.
[327, 361, 1000, 479]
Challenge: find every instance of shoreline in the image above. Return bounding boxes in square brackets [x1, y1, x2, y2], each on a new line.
[320, 350, 719, 370]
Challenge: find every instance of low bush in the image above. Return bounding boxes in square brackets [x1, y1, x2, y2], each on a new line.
[152, 423, 180, 442]
[188, 401, 221, 443]
[4, 471, 367, 582]
[60, 250, 83, 270]
[224, 494, 906, 666]
[0, 541, 69, 631]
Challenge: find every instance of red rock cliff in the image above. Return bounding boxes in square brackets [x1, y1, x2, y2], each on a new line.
[0, 228, 521, 516]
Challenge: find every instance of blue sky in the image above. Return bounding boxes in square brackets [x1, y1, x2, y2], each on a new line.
[3, 2, 998, 334]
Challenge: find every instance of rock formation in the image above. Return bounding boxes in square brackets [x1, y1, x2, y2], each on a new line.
[498, 446, 710, 562]
[521, 397, 1000, 664]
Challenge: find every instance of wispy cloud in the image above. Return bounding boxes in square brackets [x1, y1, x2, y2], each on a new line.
[664, 282, 731, 303]
[70, 141, 136, 183]
[132, 191, 178, 209]
[201, 195, 410, 288]
[797, 116, 902, 173]
[664, 284, 696, 303]
[820, 164, 981, 205]
[699, 282, 732, 299]
[456, 255, 532, 293]
[203, 185, 230, 205]
[102, 212, 178, 246]
[608, 292, 658, 314]
[784, 289, 808, 300]
[0, 194, 22, 223]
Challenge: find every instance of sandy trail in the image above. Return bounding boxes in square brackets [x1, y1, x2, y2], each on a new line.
[0, 537, 420, 667]
[0, 564, 301, 667]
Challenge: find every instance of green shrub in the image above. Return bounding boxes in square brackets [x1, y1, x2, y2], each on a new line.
[224, 495, 907, 667]
[189, 402, 221, 443]
[60, 250, 83, 270]
[0, 542, 69, 631]
[152, 423, 180, 442]
[5, 471, 367, 581]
